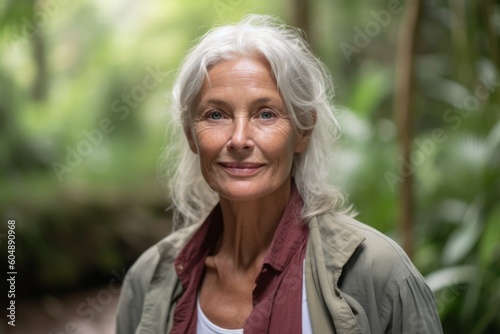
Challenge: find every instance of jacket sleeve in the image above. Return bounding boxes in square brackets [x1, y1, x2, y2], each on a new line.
[115, 246, 160, 334]
[388, 275, 443, 334]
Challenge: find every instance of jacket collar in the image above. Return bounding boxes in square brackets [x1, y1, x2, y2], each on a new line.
[305, 211, 366, 334]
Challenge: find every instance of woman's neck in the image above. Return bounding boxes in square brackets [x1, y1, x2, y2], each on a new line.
[216, 179, 292, 271]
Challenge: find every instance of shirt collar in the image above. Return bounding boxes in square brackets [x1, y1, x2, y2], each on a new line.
[261, 184, 308, 273]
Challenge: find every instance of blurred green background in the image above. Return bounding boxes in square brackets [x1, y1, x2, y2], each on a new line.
[0, 0, 499, 333]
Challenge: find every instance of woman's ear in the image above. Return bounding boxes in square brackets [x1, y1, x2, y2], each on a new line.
[184, 127, 198, 154]
[294, 128, 313, 153]
[294, 110, 316, 153]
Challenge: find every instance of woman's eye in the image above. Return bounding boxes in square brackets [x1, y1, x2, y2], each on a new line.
[260, 110, 274, 119]
[208, 111, 223, 120]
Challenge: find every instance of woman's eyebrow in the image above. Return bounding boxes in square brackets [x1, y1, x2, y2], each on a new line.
[196, 98, 230, 112]
[200, 98, 227, 106]
[251, 97, 273, 105]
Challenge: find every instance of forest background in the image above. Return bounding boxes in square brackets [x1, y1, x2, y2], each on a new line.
[0, 0, 499, 333]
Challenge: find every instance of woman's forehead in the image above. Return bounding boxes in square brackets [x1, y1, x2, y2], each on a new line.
[205, 57, 276, 88]
[197, 57, 282, 105]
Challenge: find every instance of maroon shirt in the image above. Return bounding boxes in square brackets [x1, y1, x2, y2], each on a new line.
[171, 186, 308, 333]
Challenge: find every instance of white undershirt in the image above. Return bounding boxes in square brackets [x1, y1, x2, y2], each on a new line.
[196, 261, 312, 334]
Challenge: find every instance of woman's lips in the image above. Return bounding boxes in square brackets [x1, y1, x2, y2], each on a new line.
[218, 162, 265, 176]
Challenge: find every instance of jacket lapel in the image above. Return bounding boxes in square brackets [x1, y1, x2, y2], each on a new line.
[305, 212, 366, 334]
[135, 223, 201, 333]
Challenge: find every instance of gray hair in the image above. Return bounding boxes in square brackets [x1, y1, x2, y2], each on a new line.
[165, 14, 352, 229]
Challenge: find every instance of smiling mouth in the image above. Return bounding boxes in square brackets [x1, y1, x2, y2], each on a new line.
[218, 162, 265, 176]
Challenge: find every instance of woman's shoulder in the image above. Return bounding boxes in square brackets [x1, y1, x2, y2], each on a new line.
[116, 223, 202, 332]
[310, 212, 441, 332]
[316, 211, 424, 283]
[126, 222, 202, 283]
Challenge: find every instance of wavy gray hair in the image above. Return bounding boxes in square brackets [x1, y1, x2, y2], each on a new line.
[165, 14, 352, 229]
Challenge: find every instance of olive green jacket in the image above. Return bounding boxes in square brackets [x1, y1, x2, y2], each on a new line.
[115, 211, 443, 333]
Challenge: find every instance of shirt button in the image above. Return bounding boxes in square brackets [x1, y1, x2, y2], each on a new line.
[177, 264, 184, 271]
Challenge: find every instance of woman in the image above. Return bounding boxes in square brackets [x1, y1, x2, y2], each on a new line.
[116, 15, 442, 334]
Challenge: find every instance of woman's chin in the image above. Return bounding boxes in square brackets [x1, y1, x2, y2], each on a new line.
[217, 189, 265, 202]
[211, 180, 289, 203]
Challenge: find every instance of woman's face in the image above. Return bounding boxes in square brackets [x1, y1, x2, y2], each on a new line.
[186, 57, 310, 202]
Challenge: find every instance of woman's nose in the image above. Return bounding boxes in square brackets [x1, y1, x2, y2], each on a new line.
[226, 117, 254, 152]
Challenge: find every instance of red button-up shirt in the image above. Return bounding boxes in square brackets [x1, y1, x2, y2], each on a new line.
[171, 185, 308, 333]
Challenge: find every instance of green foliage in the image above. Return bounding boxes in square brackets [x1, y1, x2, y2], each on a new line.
[0, 0, 498, 332]
[323, 0, 500, 332]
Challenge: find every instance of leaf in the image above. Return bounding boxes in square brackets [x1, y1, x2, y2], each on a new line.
[425, 265, 476, 292]
[486, 119, 500, 153]
[421, 77, 470, 107]
[441, 199, 483, 265]
[436, 199, 468, 225]
[479, 204, 500, 269]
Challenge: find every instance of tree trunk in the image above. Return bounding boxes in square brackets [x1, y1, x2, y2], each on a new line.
[293, 0, 312, 47]
[393, 0, 422, 258]
[32, 0, 47, 101]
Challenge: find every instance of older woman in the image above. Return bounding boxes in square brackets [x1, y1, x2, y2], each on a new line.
[116, 15, 442, 334]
